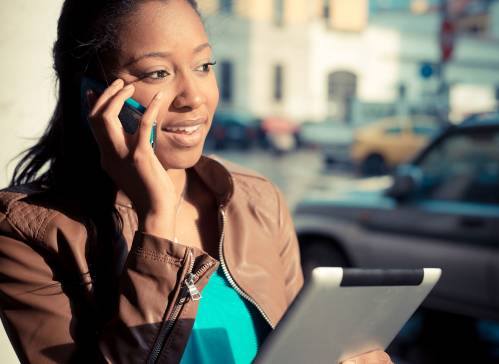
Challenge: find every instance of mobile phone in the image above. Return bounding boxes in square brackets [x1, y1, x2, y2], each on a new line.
[80, 76, 156, 146]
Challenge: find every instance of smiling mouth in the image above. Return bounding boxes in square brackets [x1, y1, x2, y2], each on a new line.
[164, 124, 202, 134]
[161, 117, 207, 135]
[160, 117, 208, 148]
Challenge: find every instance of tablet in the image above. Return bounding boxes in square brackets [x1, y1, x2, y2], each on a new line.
[254, 267, 441, 364]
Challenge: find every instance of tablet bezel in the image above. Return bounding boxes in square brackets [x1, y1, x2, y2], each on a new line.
[254, 267, 441, 364]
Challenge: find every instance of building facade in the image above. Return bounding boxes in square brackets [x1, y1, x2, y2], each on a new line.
[199, 0, 499, 124]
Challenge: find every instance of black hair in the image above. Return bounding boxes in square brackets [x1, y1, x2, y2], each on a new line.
[9, 0, 199, 341]
[11, 0, 199, 189]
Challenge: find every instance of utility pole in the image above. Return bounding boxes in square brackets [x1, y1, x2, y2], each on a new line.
[438, 0, 455, 122]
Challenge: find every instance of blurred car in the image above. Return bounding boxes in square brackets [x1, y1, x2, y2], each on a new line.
[299, 121, 354, 167]
[461, 111, 499, 126]
[351, 115, 444, 176]
[294, 118, 499, 321]
[260, 116, 300, 154]
[206, 111, 261, 150]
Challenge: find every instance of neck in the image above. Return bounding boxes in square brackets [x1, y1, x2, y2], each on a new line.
[167, 168, 188, 199]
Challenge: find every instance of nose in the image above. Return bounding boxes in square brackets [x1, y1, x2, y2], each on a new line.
[172, 71, 206, 110]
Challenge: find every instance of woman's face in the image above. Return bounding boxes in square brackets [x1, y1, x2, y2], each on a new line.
[114, 0, 219, 169]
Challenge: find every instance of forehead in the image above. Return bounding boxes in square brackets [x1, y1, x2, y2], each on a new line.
[116, 0, 208, 63]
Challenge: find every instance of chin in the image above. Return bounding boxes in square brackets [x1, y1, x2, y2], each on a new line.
[154, 142, 205, 170]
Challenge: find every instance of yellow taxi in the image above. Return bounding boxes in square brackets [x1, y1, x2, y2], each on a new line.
[351, 115, 442, 175]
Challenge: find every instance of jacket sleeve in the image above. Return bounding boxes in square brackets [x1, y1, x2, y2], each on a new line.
[274, 186, 304, 305]
[0, 211, 186, 364]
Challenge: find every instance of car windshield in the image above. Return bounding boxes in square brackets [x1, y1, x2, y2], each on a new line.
[416, 128, 499, 204]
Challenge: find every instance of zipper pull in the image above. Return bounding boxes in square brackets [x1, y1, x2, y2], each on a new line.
[185, 273, 202, 301]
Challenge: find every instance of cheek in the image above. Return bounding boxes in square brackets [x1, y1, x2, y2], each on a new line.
[131, 75, 219, 123]
[133, 86, 176, 123]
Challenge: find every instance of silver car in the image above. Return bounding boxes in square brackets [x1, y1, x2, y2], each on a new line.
[294, 118, 499, 321]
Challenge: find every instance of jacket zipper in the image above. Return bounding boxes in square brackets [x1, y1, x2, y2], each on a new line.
[218, 206, 275, 329]
[147, 249, 214, 364]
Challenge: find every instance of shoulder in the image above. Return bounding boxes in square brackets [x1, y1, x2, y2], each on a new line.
[207, 154, 285, 219]
[0, 184, 87, 250]
[208, 153, 279, 193]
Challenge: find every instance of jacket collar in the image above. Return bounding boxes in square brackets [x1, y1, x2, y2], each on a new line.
[114, 154, 234, 209]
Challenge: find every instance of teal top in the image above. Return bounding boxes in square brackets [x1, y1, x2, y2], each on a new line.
[180, 267, 271, 364]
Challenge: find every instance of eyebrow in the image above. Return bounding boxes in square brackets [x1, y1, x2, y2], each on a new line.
[123, 42, 212, 67]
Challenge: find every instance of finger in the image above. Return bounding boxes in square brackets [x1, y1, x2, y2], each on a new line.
[90, 84, 135, 157]
[97, 84, 136, 145]
[342, 350, 392, 364]
[87, 79, 125, 143]
[86, 89, 105, 142]
[136, 91, 163, 147]
[88, 78, 124, 118]
[102, 83, 136, 127]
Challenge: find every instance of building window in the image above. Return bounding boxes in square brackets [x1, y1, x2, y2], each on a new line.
[323, 0, 330, 20]
[327, 70, 357, 122]
[274, 0, 284, 26]
[273, 64, 284, 102]
[327, 73, 335, 101]
[220, 61, 233, 103]
[327, 71, 356, 101]
[220, 0, 232, 14]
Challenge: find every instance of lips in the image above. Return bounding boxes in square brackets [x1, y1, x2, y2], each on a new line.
[161, 117, 207, 130]
[164, 124, 202, 134]
[160, 116, 208, 148]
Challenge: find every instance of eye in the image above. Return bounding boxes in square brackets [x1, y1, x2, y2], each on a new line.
[195, 61, 217, 73]
[144, 70, 170, 80]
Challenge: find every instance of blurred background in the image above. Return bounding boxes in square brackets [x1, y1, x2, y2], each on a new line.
[1, 0, 499, 363]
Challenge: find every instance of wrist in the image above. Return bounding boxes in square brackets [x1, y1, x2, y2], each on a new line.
[138, 212, 176, 241]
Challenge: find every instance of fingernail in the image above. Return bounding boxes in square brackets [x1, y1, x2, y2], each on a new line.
[112, 79, 123, 86]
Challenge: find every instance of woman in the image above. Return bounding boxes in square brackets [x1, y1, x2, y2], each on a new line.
[0, 0, 392, 363]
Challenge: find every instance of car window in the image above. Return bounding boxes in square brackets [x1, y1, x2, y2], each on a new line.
[385, 126, 402, 135]
[412, 125, 437, 136]
[417, 128, 499, 204]
[411, 116, 440, 136]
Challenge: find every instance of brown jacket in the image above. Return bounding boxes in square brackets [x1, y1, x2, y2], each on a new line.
[0, 155, 303, 364]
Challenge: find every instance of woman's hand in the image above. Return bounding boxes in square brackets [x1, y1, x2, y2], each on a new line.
[87, 78, 176, 238]
[341, 350, 393, 364]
